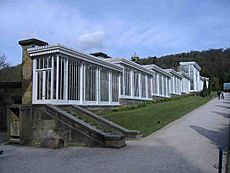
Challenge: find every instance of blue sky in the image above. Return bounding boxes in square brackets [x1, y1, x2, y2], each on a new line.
[0, 0, 230, 65]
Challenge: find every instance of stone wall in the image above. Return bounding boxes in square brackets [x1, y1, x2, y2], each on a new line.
[0, 38, 48, 131]
[7, 105, 89, 146]
[0, 86, 22, 131]
[152, 95, 167, 100]
[170, 93, 181, 98]
[119, 98, 147, 106]
[7, 105, 126, 148]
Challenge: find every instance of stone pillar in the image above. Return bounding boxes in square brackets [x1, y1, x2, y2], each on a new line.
[18, 38, 48, 104]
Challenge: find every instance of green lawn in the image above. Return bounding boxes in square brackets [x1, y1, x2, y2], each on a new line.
[102, 96, 214, 136]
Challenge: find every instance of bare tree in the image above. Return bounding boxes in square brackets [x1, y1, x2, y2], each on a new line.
[0, 54, 9, 69]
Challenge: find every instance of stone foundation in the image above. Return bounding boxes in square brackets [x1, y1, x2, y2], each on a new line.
[7, 104, 129, 148]
[170, 93, 181, 98]
[0, 83, 22, 131]
[151, 95, 167, 100]
[119, 98, 147, 106]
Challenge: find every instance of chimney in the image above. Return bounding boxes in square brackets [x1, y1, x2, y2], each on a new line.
[19, 38, 48, 104]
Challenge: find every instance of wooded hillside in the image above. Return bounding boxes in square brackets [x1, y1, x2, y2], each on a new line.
[0, 64, 22, 82]
[138, 48, 230, 90]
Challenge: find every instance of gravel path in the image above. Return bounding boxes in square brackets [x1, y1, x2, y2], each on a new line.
[0, 94, 230, 173]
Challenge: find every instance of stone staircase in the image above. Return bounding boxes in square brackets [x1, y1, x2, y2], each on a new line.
[46, 105, 138, 148]
[59, 105, 142, 139]
[7, 104, 142, 148]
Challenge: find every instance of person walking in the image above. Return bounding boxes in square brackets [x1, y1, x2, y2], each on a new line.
[221, 91, 225, 99]
[217, 91, 221, 99]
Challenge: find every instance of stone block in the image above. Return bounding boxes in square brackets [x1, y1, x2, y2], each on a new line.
[119, 98, 145, 106]
[40, 130, 64, 149]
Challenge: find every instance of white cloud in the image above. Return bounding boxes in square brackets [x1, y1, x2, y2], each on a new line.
[77, 31, 105, 50]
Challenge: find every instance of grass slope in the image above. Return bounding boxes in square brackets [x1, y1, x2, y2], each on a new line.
[102, 96, 213, 136]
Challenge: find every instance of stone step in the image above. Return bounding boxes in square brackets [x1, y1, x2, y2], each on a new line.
[62, 105, 142, 140]
[66, 111, 114, 134]
[46, 104, 126, 148]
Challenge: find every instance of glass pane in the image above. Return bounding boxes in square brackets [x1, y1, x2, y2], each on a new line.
[44, 57, 47, 68]
[68, 60, 73, 100]
[100, 68, 109, 101]
[40, 58, 43, 69]
[112, 72, 119, 102]
[124, 68, 131, 96]
[37, 71, 43, 100]
[120, 73, 123, 95]
[36, 59, 40, 69]
[164, 77, 167, 96]
[141, 74, 146, 97]
[181, 65, 189, 74]
[53, 56, 57, 99]
[48, 56, 52, 68]
[159, 75, 162, 95]
[155, 74, 158, 94]
[58, 57, 65, 100]
[45, 70, 51, 99]
[134, 71, 139, 97]
[85, 63, 96, 101]
[148, 76, 151, 98]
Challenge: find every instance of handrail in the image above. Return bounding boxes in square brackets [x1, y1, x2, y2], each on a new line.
[68, 105, 142, 137]
[45, 109, 104, 145]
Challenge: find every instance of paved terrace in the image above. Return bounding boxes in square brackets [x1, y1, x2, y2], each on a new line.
[0, 94, 230, 173]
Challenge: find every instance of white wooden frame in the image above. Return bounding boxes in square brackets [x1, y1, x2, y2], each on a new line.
[32, 53, 121, 105]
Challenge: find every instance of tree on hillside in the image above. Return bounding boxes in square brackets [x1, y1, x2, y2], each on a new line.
[0, 55, 9, 69]
[208, 78, 212, 95]
[201, 80, 208, 97]
[212, 77, 221, 91]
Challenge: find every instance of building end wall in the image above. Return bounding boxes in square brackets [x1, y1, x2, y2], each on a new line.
[19, 38, 48, 104]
